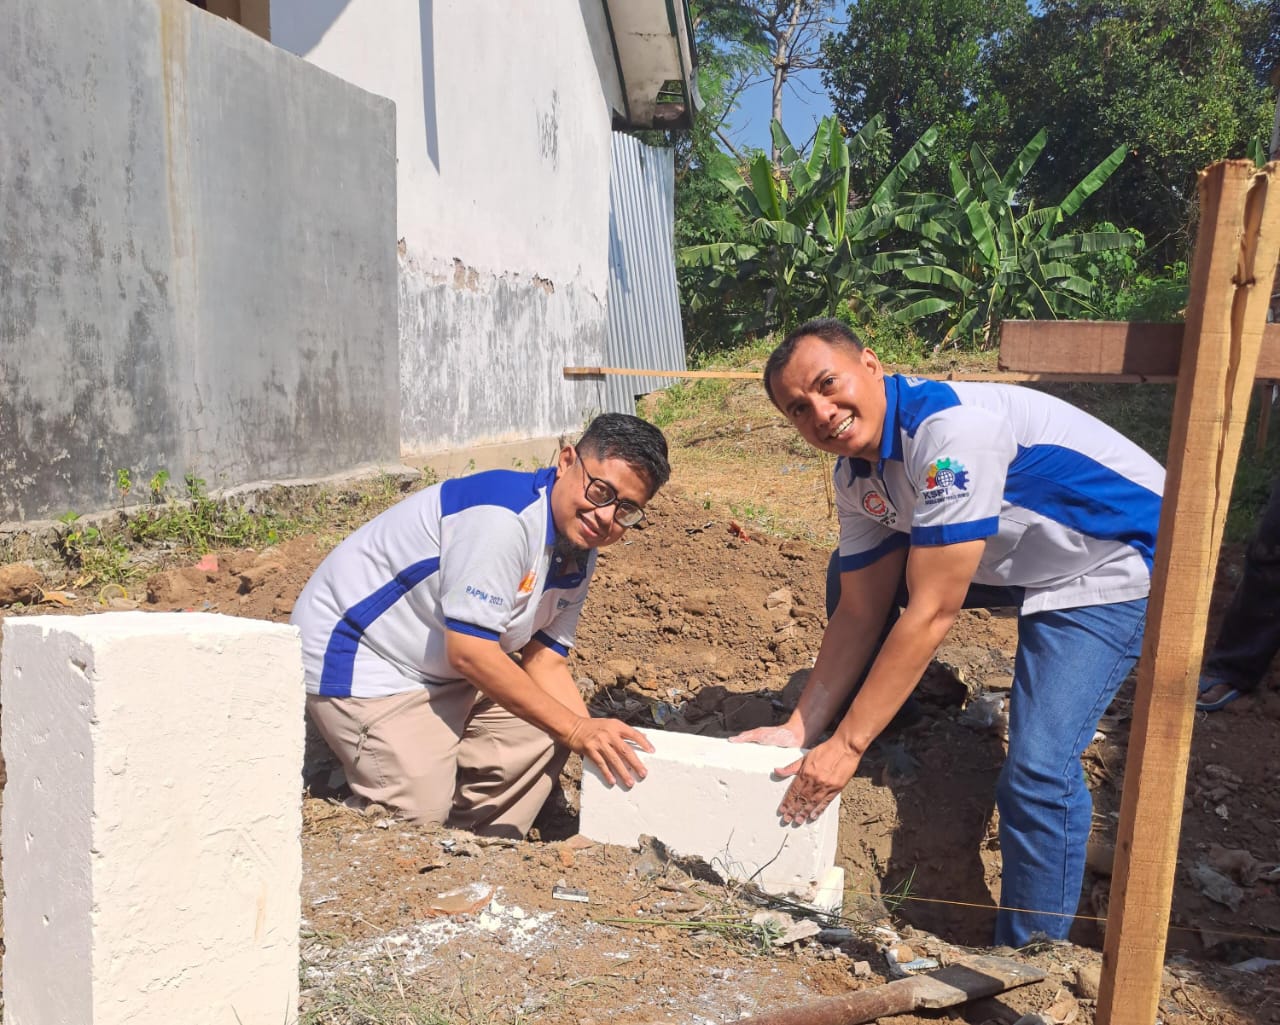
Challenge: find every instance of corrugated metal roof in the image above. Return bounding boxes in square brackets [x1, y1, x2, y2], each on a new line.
[602, 133, 687, 416]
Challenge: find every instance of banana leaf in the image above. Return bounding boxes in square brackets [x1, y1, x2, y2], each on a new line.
[1053, 144, 1129, 224]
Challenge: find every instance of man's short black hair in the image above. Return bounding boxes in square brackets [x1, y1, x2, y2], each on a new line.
[577, 413, 670, 498]
[763, 318, 867, 407]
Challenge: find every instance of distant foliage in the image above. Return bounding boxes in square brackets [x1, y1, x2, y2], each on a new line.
[882, 131, 1136, 347]
[678, 115, 935, 349]
[1084, 226, 1189, 323]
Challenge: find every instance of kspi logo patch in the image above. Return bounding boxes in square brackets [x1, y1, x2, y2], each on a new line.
[922, 457, 970, 505]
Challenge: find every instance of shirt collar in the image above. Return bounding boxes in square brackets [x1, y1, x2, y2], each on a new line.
[537, 465, 558, 546]
[879, 373, 904, 466]
[845, 373, 902, 479]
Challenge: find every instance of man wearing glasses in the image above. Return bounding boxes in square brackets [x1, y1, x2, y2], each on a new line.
[294, 413, 670, 838]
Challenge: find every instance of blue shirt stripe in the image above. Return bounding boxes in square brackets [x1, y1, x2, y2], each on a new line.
[1005, 444, 1161, 568]
[912, 516, 1000, 547]
[318, 557, 441, 696]
[532, 630, 570, 657]
[440, 467, 557, 523]
[445, 619, 502, 642]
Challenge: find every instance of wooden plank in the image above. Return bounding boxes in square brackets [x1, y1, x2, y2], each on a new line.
[999, 319, 1280, 377]
[739, 956, 1045, 1025]
[1096, 161, 1280, 1024]
[565, 366, 1178, 384]
[564, 366, 761, 380]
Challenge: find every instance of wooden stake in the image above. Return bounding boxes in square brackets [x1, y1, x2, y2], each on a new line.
[1096, 161, 1280, 1024]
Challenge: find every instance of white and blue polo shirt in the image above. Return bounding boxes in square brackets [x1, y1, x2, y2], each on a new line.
[834, 375, 1165, 614]
[292, 467, 594, 698]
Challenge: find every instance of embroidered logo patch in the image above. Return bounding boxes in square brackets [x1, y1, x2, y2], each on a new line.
[922, 457, 970, 505]
[861, 490, 897, 526]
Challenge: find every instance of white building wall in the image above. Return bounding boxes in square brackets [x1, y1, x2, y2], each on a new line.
[270, 0, 625, 453]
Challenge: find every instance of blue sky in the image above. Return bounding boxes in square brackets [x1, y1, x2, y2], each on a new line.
[723, 66, 835, 155]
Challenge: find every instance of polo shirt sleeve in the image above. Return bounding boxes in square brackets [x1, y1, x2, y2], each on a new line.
[533, 553, 596, 657]
[437, 505, 528, 641]
[905, 406, 1015, 546]
[834, 467, 908, 572]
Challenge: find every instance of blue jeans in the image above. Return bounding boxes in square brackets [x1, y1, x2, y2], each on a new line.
[994, 598, 1147, 946]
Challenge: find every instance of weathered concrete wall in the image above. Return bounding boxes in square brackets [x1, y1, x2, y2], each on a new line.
[0, 0, 399, 521]
[271, 0, 620, 454]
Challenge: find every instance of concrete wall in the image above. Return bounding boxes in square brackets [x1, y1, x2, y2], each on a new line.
[0, 0, 399, 521]
[271, 0, 624, 454]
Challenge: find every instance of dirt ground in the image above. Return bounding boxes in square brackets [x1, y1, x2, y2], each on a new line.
[3, 383, 1280, 1023]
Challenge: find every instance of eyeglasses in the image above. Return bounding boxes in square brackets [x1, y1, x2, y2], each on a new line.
[575, 449, 646, 527]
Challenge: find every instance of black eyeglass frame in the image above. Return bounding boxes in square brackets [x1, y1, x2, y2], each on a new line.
[574, 448, 647, 527]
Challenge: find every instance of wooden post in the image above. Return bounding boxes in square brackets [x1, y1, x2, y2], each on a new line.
[1096, 161, 1280, 1024]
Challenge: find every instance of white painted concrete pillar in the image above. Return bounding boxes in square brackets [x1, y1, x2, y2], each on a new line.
[581, 727, 841, 900]
[1, 613, 305, 1025]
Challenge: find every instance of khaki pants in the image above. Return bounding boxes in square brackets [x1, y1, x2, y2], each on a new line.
[306, 683, 567, 838]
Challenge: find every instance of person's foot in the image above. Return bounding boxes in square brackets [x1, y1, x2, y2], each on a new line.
[1196, 678, 1244, 712]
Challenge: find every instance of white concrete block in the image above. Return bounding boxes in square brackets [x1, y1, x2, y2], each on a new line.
[1, 613, 305, 1025]
[579, 727, 840, 897]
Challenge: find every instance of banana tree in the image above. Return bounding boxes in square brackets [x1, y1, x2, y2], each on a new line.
[678, 115, 938, 334]
[884, 130, 1136, 348]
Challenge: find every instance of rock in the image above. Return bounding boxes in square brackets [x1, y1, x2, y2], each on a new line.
[604, 659, 638, 685]
[722, 695, 775, 732]
[1208, 844, 1262, 885]
[1042, 991, 1080, 1024]
[237, 561, 282, 594]
[773, 919, 823, 946]
[634, 676, 662, 696]
[1189, 860, 1244, 911]
[0, 563, 42, 606]
[1075, 962, 1102, 1000]
[959, 693, 1007, 734]
[693, 688, 726, 715]
[681, 591, 718, 616]
[765, 587, 793, 611]
[1085, 839, 1115, 877]
[852, 960, 873, 978]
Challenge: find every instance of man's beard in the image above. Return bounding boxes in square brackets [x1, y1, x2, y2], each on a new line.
[553, 532, 588, 568]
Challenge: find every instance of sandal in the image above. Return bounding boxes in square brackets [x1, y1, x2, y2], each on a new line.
[1196, 677, 1244, 712]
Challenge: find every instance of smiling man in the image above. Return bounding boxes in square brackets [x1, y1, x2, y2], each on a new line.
[294, 413, 670, 838]
[735, 318, 1164, 946]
